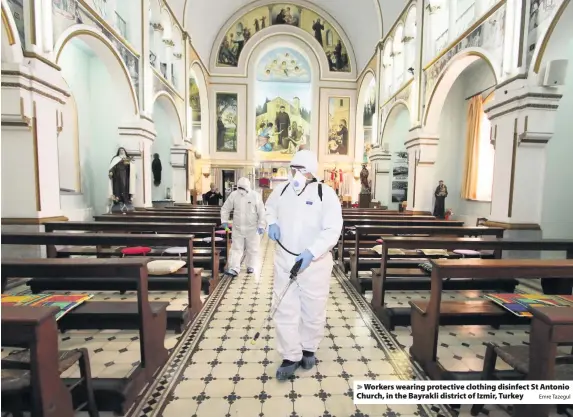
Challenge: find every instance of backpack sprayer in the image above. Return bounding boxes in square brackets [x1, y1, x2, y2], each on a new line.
[250, 241, 303, 345]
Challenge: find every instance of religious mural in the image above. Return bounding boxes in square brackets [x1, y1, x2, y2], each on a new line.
[52, 0, 140, 103]
[255, 48, 312, 161]
[216, 92, 238, 152]
[391, 151, 408, 203]
[189, 77, 201, 123]
[7, 0, 25, 48]
[217, 4, 350, 72]
[526, 0, 564, 69]
[423, 3, 506, 108]
[327, 97, 350, 155]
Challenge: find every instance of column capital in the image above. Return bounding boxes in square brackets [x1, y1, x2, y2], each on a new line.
[368, 146, 391, 162]
[118, 117, 157, 144]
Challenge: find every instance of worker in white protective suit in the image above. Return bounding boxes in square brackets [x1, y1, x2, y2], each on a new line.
[265, 150, 343, 380]
[221, 177, 266, 277]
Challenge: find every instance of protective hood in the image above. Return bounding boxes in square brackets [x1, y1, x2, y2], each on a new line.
[237, 177, 251, 192]
[290, 150, 318, 178]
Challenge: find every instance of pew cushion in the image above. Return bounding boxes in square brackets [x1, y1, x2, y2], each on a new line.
[215, 230, 228, 235]
[121, 246, 152, 256]
[453, 249, 481, 257]
[148, 260, 186, 275]
[371, 245, 405, 256]
[203, 237, 224, 243]
[163, 247, 187, 255]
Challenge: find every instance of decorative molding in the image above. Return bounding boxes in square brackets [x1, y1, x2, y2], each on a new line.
[1, 216, 69, 225]
[163, 39, 175, 47]
[518, 131, 552, 146]
[173, 52, 182, 60]
[151, 22, 164, 31]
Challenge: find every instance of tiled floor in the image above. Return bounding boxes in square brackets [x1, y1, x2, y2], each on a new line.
[129, 239, 451, 417]
[3, 240, 569, 417]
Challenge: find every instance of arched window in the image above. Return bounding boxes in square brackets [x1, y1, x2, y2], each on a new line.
[326, 30, 333, 46]
[393, 25, 405, 88]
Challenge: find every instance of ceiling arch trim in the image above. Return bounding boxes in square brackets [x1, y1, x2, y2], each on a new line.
[208, 0, 357, 77]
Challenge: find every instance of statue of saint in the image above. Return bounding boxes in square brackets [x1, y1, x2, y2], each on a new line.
[152, 153, 162, 186]
[360, 164, 371, 194]
[433, 180, 448, 219]
[109, 147, 136, 212]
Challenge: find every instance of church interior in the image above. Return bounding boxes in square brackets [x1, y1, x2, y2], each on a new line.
[1, 0, 573, 416]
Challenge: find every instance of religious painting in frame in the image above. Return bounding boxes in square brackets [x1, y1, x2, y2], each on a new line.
[327, 97, 350, 155]
[526, 0, 564, 68]
[189, 77, 201, 123]
[392, 151, 408, 203]
[255, 47, 312, 161]
[215, 92, 238, 152]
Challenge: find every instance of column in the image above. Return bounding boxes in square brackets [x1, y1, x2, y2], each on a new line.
[117, 118, 156, 207]
[1, 59, 69, 256]
[484, 80, 561, 244]
[369, 147, 392, 206]
[140, 0, 150, 113]
[413, 3, 426, 124]
[405, 129, 439, 213]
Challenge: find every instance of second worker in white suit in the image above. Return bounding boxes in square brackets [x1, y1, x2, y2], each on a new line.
[221, 177, 265, 277]
[265, 150, 343, 380]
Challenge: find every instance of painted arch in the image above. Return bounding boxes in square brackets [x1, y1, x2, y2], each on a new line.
[215, 2, 352, 72]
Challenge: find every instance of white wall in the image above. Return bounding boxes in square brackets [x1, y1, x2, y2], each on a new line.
[541, 38, 573, 239]
[59, 40, 125, 218]
[434, 59, 495, 224]
[151, 105, 174, 201]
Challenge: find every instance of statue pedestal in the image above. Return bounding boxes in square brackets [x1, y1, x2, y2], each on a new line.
[110, 202, 135, 213]
[359, 192, 371, 209]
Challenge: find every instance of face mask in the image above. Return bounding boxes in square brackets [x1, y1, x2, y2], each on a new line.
[289, 170, 307, 192]
[238, 187, 248, 196]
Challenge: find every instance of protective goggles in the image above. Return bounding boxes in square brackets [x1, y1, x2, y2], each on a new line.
[238, 187, 248, 192]
[289, 165, 309, 176]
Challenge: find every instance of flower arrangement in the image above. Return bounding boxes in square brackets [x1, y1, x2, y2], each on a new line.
[445, 208, 453, 220]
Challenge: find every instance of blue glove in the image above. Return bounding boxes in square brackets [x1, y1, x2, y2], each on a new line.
[221, 222, 229, 230]
[257, 228, 264, 235]
[295, 249, 314, 272]
[268, 224, 280, 241]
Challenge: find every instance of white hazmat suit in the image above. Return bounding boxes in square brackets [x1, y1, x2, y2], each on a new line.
[265, 151, 343, 376]
[221, 177, 266, 276]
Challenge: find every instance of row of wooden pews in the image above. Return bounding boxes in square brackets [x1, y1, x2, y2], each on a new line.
[1, 206, 226, 415]
[338, 208, 573, 416]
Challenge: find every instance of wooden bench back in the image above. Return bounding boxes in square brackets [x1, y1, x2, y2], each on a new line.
[2, 258, 160, 369]
[94, 215, 220, 224]
[410, 259, 573, 380]
[370, 237, 573, 310]
[2, 305, 74, 417]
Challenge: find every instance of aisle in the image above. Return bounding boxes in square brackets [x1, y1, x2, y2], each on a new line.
[129, 238, 452, 417]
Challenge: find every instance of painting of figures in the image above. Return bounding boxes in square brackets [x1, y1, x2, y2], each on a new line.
[189, 77, 201, 122]
[327, 97, 350, 155]
[392, 151, 408, 203]
[217, 7, 270, 67]
[216, 4, 350, 72]
[270, 4, 301, 25]
[300, 8, 351, 72]
[255, 48, 312, 161]
[216, 93, 238, 152]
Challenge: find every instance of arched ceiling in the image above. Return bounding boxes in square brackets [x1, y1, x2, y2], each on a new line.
[166, 0, 407, 72]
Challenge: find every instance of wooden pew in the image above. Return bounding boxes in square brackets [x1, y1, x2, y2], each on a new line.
[2, 305, 75, 417]
[101, 212, 222, 221]
[94, 214, 221, 224]
[372, 237, 573, 329]
[44, 221, 227, 283]
[409, 259, 573, 380]
[348, 225, 505, 292]
[338, 218, 465, 267]
[2, 232, 203, 332]
[2, 258, 168, 414]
